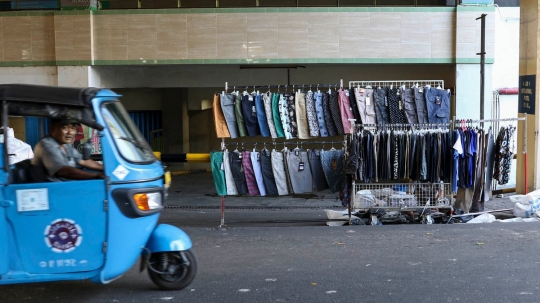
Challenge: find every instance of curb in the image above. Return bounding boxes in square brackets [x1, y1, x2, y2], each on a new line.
[170, 168, 212, 176]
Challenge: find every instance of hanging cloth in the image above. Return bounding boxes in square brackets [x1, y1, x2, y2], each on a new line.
[295, 90, 311, 139]
[279, 94, 293, 139]
[223, 150, 238, 195]
[314, 91, 329, 137]
[260, 149, 278, 196]
[250, 150, 266, 196]
[210, 151, 227, 196]
[387, 87, 406, 124]
[241, 93, 261, 137]
[348, 88, 362, 123]
[374, 87, 390, 124]
[271, 149, 289, 196]
[242, 151, 260, 196]
[321, 149, 345, 193]
[255, 93, 270, 137]
[229, 150, 248, 195]
[338, 88, 354, 134]
[272, 92, 285, 138]
[263, 92, 278, 139]
[329, 90, 344, 135]
[308, 149, 329, 191]
[413, 86, 429, 124]
[220, 93, 240, 139]
[234, 93, 248, 137]
[285, 92, 298, 138]
[305, 90, 320, 137]
[213, 93, 230, 138]
[287, 149, 313, 194]
[322, 92, 337, 136]
[400, 87, 418, 124]
[483, 128, 495, 201]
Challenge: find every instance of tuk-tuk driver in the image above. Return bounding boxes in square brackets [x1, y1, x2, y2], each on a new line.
[32, 119, 104, 182]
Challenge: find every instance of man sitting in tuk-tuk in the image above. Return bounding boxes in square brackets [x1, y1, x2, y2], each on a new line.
[31, 119, 104, 182]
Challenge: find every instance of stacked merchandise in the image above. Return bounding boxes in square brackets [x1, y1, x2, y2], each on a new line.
[210, 146, 346, 196]
[213, 84, 451, 140]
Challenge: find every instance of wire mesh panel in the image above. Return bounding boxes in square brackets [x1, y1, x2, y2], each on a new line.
[353, 182, 452, 210]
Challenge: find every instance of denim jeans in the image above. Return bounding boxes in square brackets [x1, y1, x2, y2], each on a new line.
[425, 88, 450, 124]
[241, 94, 261, 137]
[413, 87, 429, 124]
[400, 87, 418, 124]
[255, 94, 270, 137]
[221, 93, 239, 139]
[374, 87, 390, 124]
[321, 149, 344, 193]
[314, 92, 329, 137]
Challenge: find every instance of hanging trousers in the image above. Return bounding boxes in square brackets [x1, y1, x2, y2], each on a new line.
[414, 86, 429, 124]
[314, 92, 329, 137]
[308, 149, 328, 191]
[213, 94, 230, 138]
[329, 91, 344, 135]
[279, 94, 293, 139]
[287, 150, 313, 194]
[306, 91, 320, 137]
[271, 149, 289, 195]
[321, 149, 345, 193]
[241, 94, 261, 137]
[322, 92, 337, 136]
[272, 93, 285, 138]
[348, 88, 361, 123]
[234, 93, 247, 137]
[483, 129, 495, 201]
[229, 151, 248, 195]
[260, 150, 278, 196]
[296, 91, 311, 139]
[210, 151, 227, 196]
[400, 87, 418, 124]
[250, 150, 266, 196]
[285, 93, 298, 138]
[242, 151, 260, 196]
[263, 92, 278, 139]
[255, 94, 270, 137]
[374, 87, 390, 124]
[338, 88, 355, 133]
[220, 93, 239, 139]
[223, 150, 238, 195]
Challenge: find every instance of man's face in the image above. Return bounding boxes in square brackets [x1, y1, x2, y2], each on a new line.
[51, 123, 78, 145]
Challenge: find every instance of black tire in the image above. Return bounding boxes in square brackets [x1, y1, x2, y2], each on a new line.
[147, 250, 198, 290]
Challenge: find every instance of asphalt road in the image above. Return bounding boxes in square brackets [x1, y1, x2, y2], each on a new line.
[1, 209, 540, 303]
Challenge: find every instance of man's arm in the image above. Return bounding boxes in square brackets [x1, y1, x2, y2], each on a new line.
[56, 166, 104, 180]
[78, 159, 104, 171]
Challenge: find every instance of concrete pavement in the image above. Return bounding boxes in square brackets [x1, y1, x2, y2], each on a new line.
[166, 172, 517, 212]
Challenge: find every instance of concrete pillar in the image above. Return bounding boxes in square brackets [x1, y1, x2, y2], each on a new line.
[516, 0, 539, 193]
[161, 88, 186, 154]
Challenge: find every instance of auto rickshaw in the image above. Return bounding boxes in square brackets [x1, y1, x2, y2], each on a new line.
[0, 84, 196, 290]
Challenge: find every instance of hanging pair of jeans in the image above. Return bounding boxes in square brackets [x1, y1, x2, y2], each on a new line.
[255, 94, 270, 137]
[374, 87, 390, 124]
[314, 92, 329, 137]
[425, 88, 450, 124]
[321, 149, 345, 193]
[400, 87, 418, 124]
[414, 86, 429, 124]
[220, 93, 239, 139]
[308, 149, 328, 191]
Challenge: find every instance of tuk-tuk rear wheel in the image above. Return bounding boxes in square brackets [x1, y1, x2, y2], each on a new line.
[148, 249, 198, 290]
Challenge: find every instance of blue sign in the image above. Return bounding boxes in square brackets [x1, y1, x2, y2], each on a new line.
[519, 75, 536, 114]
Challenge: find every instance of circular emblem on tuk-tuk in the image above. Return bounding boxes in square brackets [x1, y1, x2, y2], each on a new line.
[44, 219, 83, 253]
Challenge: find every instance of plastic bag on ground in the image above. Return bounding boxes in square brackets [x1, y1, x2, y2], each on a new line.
[496, 217, 540, 223]
[510, 194, 540, 218]
[466, 213, 496, 224]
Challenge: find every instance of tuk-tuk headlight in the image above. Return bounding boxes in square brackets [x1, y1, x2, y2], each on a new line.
[133, 192, 162, 211]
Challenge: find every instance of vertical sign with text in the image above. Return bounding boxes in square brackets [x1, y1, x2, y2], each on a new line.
[519, 75, 536, 114]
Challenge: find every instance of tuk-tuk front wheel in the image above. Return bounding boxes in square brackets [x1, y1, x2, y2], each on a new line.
[147, 250, 198, 290]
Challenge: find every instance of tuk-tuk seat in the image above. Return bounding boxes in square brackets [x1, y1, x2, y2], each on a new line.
[11, 159, 34, 184]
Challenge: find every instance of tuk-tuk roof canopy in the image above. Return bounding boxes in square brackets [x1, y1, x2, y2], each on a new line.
[0, 84, 108, 130]
[0, 84, 100, 107]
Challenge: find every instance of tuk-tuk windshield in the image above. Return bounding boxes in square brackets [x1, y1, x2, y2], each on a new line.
[101, 102, 156, 163]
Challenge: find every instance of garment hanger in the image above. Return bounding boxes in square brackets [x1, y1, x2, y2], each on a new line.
[263, 142, 268, 152]
[243, 86, 248, 96]
[317, 84, 320, 94]
[253, 142, 257, 152]
[234, 142, 239, 153]
[330, 141, 336, 151]
[308, 84, 312, 93]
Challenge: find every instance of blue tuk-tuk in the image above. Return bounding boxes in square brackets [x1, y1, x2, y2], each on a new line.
[0, 84, 196, 290]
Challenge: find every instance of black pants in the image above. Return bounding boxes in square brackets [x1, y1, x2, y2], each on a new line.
[229, 151, 248, 195]
[260, 150, 278, 196]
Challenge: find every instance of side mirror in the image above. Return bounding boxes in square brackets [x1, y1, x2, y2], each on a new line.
[82, 142, 92, 160]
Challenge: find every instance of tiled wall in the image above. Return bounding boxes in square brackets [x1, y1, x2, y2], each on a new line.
[0, 7, 496, 66]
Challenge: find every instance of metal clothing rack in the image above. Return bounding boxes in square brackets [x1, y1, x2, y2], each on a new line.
[217, 137, 348, 228]
[453, 114, 528, 194]
[225, 79, 344, 92]
[348, 80, 445, 89]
